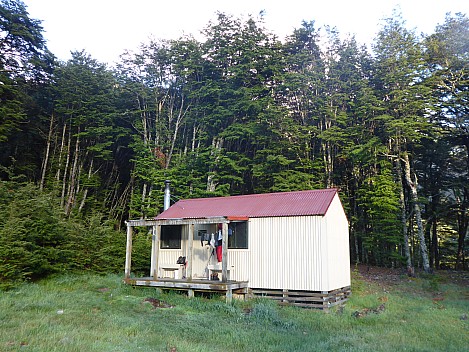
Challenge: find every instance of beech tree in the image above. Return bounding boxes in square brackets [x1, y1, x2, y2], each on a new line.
[50, 51, 124, 217]
[426, 13, 469, 269]
[0, 0, 54, 178]
[278, 21, 325, 190]
[373, 13, 433, 273]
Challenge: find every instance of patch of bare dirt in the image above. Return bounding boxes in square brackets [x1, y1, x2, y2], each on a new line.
[143, 297, 174, 309]
[436, 270, 469, 288]
[352, 303, 386, 318]
[354, 264, 469, 291]
[355, 264, 406, 288]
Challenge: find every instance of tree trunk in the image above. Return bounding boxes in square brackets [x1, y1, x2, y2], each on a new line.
[403, 152, 431, 273]
[40, 113, 54, 191]
[141, 182, 147, 218]
[191, 124, 198, 152]
[55, 124, 67, 183]
[321, 139, 333, 187]
[206, 174, 217, 193]
[456, 224, 468, 270]
[206, 136, 223, 192]
[61, 127, 71, 208]
[65, 132, 80, 216]
[165, 95, 190, 168]
[455, 193, 468, 270]
[432, 217, 439, 269]
[138, 94, 151, 147]
[396, 158, 414, 276]
[78, 158, 93, 213]
[146, 185, 153, 210]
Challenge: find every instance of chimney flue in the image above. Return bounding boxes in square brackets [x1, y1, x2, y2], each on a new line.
[164, 180, 171, 210]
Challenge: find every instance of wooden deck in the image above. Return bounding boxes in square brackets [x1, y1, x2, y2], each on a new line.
[124, 277, 249, 303]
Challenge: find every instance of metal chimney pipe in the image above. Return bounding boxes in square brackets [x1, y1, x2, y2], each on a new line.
[164, 180, 171, 210]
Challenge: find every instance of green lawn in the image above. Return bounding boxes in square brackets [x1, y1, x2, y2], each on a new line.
[0, 270, 467, 351]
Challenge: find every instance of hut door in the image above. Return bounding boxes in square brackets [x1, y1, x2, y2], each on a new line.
[192, 225, 213, 278]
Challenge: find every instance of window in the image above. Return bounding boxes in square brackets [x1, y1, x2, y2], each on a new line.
[228, 222, 248, 249]
[160, 225, 182, 249]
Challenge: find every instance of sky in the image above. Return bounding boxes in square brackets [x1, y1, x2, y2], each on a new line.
[23, 0, 469, 65]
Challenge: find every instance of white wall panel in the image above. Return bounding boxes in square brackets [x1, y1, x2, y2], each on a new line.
[248, 216, 329, 291]
[158, 250, 183, 267]
[325, 194, 351, 290]
[226, 250, 250, 281]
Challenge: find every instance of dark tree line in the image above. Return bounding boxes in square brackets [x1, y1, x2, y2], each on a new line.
[1, 1, 468, 286]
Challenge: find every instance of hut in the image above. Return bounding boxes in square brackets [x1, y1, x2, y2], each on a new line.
[124, 187, 351, 308]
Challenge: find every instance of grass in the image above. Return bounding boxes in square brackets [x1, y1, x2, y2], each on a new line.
[0, 270, 467, 352]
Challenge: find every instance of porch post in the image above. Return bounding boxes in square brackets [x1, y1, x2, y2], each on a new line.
[150, 225, 160, 279]
[221, 222, 228, 282]
[124, 222, 133, 279]
[187, 223, 194, 280]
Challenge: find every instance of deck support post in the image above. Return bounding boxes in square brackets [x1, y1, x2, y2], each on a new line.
[187, 223, 194, 280]
[221, 222, 228, 282]
[188, 289, 194, 298]
[150, 225, 160, 279]
[124, 222, 133, 279]
[226, 289, 233, 304]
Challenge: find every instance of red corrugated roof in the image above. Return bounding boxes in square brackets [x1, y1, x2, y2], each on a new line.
[156, 188, 338, 220]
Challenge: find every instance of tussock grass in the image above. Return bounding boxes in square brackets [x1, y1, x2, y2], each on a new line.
[0, 272, 467, 351]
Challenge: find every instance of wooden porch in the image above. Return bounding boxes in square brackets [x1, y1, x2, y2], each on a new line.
[124, 217, 249, 303]
[124, 277, 249, 303]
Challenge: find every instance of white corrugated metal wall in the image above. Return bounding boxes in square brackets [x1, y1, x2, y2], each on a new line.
[158, 250, 183, 266]
[247, 216, 329, 291]
[225, 250, 250, 281]
[324, 194, 351, 290]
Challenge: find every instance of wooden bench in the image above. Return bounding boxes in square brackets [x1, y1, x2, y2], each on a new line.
[159, 264, 183, 279]
[207, 263, 233, 280]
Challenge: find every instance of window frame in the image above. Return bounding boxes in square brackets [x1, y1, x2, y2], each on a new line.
[160, 225, 182, 249]
[228, 221, 248, 249]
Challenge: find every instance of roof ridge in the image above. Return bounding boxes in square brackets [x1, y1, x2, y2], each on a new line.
[178, 188, 337, 203]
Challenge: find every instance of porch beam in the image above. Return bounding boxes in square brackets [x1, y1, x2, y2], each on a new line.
[150, 225, 160, 279]
[126, 217, 228, 227]
[222, 222, 228, 282]
[187, 223, 194, 280]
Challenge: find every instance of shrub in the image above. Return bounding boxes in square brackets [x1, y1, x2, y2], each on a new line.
[0, 181, 68, 289]
[0, 181, 126, 289]
[64, 213, 125, 273]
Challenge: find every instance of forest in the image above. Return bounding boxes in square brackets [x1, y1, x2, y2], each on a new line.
[0, 0, 468, 288]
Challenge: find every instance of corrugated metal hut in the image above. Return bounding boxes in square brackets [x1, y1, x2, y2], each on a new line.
[124, 188, 351, 308]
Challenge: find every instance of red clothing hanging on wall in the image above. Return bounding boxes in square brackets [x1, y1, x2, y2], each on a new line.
[216, 245, 222, 262]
